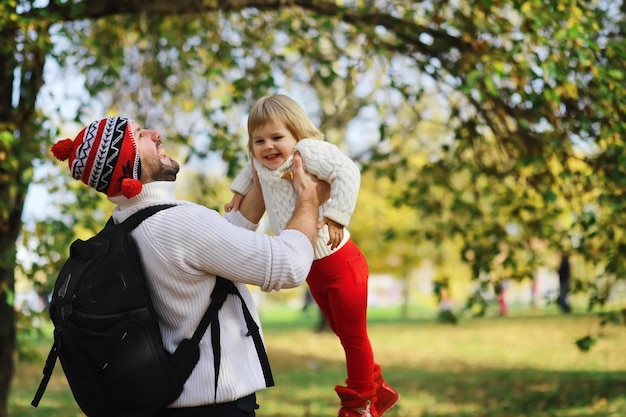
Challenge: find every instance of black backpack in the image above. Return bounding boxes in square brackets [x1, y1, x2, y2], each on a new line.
[31, 204, 273, 417]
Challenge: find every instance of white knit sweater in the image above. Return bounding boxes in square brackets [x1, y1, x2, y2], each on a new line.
[230, 139, 361, 259]
[108, 181, 313, 407]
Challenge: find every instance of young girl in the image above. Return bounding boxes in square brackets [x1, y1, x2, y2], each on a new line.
[226, 95, 400, 417]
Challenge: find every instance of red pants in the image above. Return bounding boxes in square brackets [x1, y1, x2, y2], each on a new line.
[306, 240, 375, 393]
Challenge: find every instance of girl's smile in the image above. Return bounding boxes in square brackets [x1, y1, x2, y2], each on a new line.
[251, 121, 298, 171]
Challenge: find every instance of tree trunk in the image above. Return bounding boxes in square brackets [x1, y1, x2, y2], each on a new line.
[0, 5, 48, 413]
[0, 7, 19, 416]
[0, 261, 16, 417]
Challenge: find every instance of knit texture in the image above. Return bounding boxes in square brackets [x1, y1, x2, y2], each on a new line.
[51, 117, 143, 198]
[108, 182, 314, 407]
[231, 139, 360, 259]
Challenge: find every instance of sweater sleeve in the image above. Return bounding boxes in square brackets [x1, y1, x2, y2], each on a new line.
[223, 207, 258, 230]
[137, 204, 313, 292]
[230, 163, 254, 196]
[296, 139, 360, 227]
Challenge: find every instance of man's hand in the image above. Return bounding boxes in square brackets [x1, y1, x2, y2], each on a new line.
[291, 152, 315, 198]
[286, 152, 327, 245]
[291, 152, 330, 204]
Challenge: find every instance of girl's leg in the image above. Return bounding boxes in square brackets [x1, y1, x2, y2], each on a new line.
[307, 241, 375, 392]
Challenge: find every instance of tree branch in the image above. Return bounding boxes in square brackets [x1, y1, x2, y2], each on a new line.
[25, 0, 468, 56]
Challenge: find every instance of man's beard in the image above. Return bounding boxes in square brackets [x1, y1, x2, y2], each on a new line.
[153, 159, 180, 182]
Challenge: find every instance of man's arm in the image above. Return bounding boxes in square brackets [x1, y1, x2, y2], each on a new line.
[237, 180, 265, 224]
[237, 159, 265, 223]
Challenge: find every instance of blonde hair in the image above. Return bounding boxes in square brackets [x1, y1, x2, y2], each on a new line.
[247, 94, 324, 155]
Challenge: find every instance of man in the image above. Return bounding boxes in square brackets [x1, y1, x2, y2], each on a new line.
[51, 116, 325, 416]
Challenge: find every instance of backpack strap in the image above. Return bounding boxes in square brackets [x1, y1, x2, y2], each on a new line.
[31, 338, 60, 407]
[223, 279, 274, 388]
[118, 204, 176, 231]
[191, 277, 274, 400]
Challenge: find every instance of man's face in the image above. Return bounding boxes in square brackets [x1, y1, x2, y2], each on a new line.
[131, 121, 180, 183]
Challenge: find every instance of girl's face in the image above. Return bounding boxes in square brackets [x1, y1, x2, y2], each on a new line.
[251, 120, 298, 171]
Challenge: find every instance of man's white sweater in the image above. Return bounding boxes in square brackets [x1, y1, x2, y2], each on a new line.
[109, 181, 313, 407]
[230, 139, 361, 259]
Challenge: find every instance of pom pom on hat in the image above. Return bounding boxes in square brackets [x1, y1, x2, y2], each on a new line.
[121, 178, 143, 199]
[51, 138, 75, 161]
[51, 117, 142, 198]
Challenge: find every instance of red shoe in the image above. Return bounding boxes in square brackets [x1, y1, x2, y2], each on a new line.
[335, 385, 379, 417]
[373, 365, 400, 416]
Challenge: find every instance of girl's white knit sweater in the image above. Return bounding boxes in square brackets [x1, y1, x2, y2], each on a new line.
[230, 139, 361, 259]
[109, 181, 313, 407]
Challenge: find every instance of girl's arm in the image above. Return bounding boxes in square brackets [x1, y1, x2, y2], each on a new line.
[225, 162, 256, 212]
[296, 139, 360, 227]
[224, 192, 244, 213]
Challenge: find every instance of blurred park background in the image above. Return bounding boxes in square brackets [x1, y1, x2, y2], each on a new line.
[3, 1, 626, 416]
[10, 311, 626, 416]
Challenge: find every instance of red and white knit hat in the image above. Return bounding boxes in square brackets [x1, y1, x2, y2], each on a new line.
[51, 117, 143, 198]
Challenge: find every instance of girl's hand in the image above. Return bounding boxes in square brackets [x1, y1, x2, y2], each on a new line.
[225, 192, 244, 212]
[319, 217, 344, 250]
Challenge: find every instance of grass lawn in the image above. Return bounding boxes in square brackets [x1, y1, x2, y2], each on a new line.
[10, 310, 626, 417]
